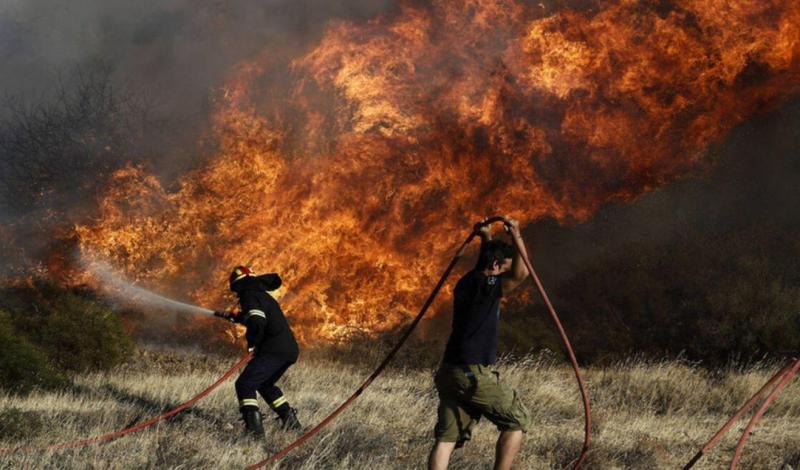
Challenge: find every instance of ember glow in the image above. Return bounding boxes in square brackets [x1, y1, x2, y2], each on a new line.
[75, 0, 800, 342]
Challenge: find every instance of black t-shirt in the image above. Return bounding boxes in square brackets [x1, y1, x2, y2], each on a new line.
[442, 270, 503, 365]
[238, 282, 299, 362]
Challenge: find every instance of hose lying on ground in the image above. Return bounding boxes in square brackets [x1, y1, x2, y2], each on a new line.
[0, 351, 253, 454]
[683, 356, 800, 470]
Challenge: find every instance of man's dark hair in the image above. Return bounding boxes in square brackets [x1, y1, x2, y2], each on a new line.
[475, 239, 515, 270]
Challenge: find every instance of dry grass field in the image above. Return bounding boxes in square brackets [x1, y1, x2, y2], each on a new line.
[1, 348, 799, 469]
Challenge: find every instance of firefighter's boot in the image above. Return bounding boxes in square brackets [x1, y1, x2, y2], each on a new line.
[277, 406, 302, 431]
[241, 408, 265, 438]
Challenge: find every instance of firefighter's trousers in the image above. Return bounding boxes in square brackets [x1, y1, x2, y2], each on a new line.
[235, 354, 293, 411]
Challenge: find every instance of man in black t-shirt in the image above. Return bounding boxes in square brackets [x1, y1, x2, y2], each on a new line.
[215, 265, 301, 438]
[428, 218, 531, 470]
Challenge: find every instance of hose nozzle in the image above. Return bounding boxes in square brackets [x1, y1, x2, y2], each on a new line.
[214, 310, 237, 323]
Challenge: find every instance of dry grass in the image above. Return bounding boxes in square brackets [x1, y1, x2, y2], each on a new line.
[1, 348, 799, 469]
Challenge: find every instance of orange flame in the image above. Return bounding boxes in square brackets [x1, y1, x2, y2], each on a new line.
[75, 0, 800, 342]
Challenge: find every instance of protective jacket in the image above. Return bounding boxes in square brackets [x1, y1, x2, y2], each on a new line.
[234, 275, 299, 362]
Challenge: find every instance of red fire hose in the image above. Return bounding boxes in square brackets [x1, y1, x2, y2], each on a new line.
[245, 216, 592, 469]
[502, 216, 592, 468]
[729, 357, 800, 468]
[0, 351, 253, 454]
[683, 356, 800, 469]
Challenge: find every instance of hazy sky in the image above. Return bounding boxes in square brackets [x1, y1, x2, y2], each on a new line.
[1, 0, 394, 125]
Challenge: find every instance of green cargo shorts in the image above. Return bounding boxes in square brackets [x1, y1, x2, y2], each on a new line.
[434, 364, 529, 445]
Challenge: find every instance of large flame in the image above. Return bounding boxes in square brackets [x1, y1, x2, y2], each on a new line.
[75, 0, 800, 342]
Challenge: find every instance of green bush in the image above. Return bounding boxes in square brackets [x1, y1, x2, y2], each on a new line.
[0, 311, 64, 393]
[0, 280, 133, 384]
[36, 293, 132, 372]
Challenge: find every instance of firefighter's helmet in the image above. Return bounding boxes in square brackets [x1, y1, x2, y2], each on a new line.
[229, 265, 255, 291]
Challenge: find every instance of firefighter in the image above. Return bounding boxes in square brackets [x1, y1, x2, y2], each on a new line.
[215, 266, 301, 438]
[428, 218, 531, 470]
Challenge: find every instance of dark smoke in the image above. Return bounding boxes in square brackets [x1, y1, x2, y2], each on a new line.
[502, 95, 800, 363]
[0, 0, 395, 273]
[526, 94, 800, 286]
[1, 0, 396, 148]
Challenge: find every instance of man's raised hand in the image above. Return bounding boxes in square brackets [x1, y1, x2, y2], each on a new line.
[504, 217, 521, 238]
[474, 217, 493, 241]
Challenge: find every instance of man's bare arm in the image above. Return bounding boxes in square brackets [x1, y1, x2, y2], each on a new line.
[502, 218, 529, 292]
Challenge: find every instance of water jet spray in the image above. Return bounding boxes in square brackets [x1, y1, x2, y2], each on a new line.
[79, 253, 217, 316]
